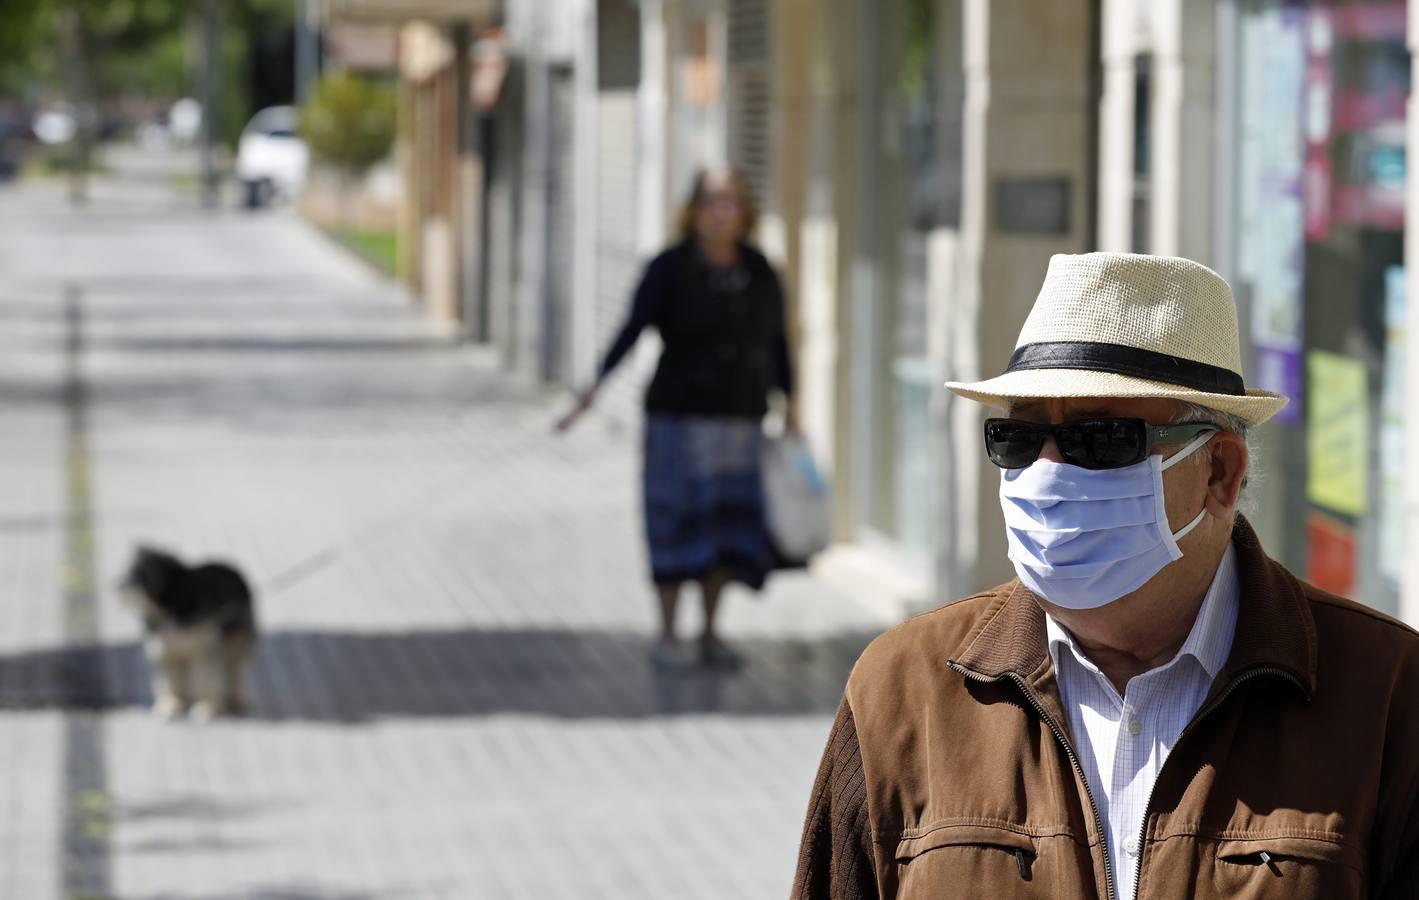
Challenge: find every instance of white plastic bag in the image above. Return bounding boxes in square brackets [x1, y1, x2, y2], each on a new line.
[761, 434, 831, 562]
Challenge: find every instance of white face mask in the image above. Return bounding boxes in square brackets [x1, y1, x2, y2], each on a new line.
[999, 430, 1215, 609]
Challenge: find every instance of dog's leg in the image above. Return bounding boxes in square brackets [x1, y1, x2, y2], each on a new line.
[222, 633, 252, 716]
[150, 643, 185, 721]
[189, 642, 227, 723]
[173, 652, 198, 714]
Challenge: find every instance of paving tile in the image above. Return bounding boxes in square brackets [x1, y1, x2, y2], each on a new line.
[0, 162, 893, 899]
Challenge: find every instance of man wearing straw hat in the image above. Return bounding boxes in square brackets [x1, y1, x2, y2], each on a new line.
[793, 253, 1419, 899]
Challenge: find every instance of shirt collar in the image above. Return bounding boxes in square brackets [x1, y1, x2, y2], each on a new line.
[1045, 541, 1240, 682]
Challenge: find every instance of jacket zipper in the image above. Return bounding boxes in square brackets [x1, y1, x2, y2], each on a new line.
[1127, 666, 1305, 896]
[947, 661, 1118, 900]
[949, 661, 1305, 899]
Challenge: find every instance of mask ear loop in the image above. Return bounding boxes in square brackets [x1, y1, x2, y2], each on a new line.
[1158, 428, 1217, 543]
[1172, 505, 1208, 541]
[1159, 429, 1218, 472]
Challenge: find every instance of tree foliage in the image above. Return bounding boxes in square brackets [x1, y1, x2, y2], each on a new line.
[299, 73, 397, 175]
[0, 0, 185, 92]
[0, 0, 54, 90]
[0, 0, 294, 102]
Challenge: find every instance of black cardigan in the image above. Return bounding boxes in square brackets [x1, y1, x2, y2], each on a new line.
[598, 240, 793, 418]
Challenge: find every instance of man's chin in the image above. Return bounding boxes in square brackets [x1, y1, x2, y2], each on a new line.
[1035, 587, 1150, 631]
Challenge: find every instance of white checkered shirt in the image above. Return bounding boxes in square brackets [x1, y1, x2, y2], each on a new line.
[1045, 542, 1239, 900]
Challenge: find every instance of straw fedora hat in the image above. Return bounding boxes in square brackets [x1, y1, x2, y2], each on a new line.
[945, 251, 1288, 426]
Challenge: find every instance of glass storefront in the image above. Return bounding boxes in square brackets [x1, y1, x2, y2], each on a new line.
[1231, 0, 1407, 614]
[852, 0, 955, 571]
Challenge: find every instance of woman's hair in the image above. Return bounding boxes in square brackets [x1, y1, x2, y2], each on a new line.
[676, 167, 759, 241]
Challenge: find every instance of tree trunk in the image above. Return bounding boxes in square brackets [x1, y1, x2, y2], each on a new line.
[339, 167, 355, 229]
[199, 0, 224, 209]
[57, 3, 90, 205]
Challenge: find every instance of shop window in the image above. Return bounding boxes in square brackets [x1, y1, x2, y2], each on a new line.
[1232, 0, 1407, 612]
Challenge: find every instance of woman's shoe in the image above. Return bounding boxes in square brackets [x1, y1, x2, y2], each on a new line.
[699, 636, 744, 670]
[650, 638, 694, 671]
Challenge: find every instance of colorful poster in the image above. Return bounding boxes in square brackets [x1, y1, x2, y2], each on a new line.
[1254, 343, 1304, 424]
[1307, 511, 1357, 597]
[1237, 7, 1306, 423]
[1306, 350, 1369, 517]
[1303, 9, 1334, 241]
[1377, 266, 1405, 583]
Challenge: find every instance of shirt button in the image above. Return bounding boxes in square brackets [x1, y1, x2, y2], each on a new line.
[1124, 836, 1140, 856]
[1126, 717, 1142, 736]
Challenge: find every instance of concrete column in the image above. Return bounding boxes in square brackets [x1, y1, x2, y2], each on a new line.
[571, 0, 599, 382]
[421, 67, 459, 325]
[925, 0, 965, 607]
[796, 3, 839, 473]
[1096, 0, 1138, 252]
[637, 0, 669, 253]
[452, 24, 479, 335]
[1402, 5, 1419, 626]
[516, 9, 552, 379]
[395, 63, 420, 289]
[950, 0, 1095, 596]
[706, 3, 728, 167]
[1150, 0, 1216, 261]
[773, 0, 813, 418]
[828, 0, 865, 541]
[844, 0, 877, 545]
[1210, 0, 1240, 279]
[663, 0, 686, 190]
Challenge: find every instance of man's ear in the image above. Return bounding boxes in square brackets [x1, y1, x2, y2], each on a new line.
[1204, 432, 1249, 515]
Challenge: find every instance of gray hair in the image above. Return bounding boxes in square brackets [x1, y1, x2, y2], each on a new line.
[1169, 401, 1256, 516]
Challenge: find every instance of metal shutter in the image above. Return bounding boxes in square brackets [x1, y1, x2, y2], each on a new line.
[544, 66, 577, 385]
[726, 0, 772, 205]
[594, 0, 646, 423]
[485, 63, 523, 364]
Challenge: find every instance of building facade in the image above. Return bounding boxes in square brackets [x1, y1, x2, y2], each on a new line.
[328, 0, 1419, 626]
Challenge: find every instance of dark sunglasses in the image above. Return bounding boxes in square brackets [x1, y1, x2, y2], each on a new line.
[984, 418, 1218, 470]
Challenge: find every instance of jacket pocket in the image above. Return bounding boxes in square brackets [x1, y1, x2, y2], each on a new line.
[1213, 836, 1364, 898]
[895, 824, 1040, 890]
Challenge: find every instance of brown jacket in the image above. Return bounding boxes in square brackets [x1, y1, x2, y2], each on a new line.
[793, 519, 1419, 899]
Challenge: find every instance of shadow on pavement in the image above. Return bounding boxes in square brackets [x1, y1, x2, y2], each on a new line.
[0, 626, 877, 722]
[0, 356, 536, 426]
[118, 887, 404, 900]
[98, 336, 463, 355]
[117, 795, 266, 822]
[121, 835, 261, 856]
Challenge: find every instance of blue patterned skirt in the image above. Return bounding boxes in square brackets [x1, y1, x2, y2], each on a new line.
[642, 415, 776, 590]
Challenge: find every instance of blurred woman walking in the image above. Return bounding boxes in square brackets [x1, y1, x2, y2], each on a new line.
[557, 168, 795, 670]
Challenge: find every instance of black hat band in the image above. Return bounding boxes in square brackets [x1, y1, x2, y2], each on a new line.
[1005, 341, 1246, 396]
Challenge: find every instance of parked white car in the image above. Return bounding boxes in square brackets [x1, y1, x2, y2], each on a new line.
[236, 106, 308, 208]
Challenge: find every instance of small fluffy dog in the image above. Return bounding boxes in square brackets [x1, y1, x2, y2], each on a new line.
[120, 546, 257, 721]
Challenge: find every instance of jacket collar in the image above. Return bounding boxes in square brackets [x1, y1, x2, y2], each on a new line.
[949, 516, 1317, 699]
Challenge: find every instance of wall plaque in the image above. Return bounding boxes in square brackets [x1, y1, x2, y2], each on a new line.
[994, 177, 1072, 235]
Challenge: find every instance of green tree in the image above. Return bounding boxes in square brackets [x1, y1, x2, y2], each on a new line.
[0, 0, 191, 199]
[0, 0, 296, 203]
[300, 73, 397, 225]
[1, 0, 288, 98]
[299, 73, 397, 176]
[0, 0, 50, 92]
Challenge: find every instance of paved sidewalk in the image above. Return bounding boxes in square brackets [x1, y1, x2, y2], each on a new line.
[0, 167, 893, 899]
